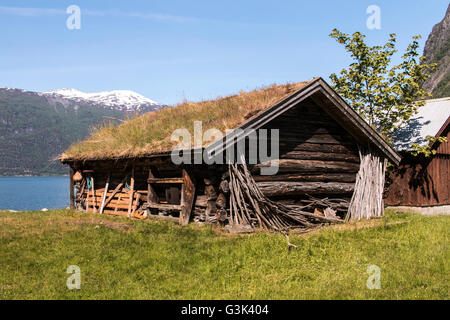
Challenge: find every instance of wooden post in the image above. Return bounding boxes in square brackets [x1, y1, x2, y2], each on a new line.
[181, 180, 185, 223]
[85, 176, 89, 213]
[69, 167, 75, 210]
[127, 166, 135, 217]
[131, 193, 141, 216]
[99, 173, 110, 214]
[147, 168, 158, 203]
[180, 168, 195, 226]
[91, 176, 97, 213]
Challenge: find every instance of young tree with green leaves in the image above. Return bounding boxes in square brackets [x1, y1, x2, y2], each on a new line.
[329, 29, 442, 154]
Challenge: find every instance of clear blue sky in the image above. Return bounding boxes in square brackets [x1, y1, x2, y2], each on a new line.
[0, 0, 448, 105]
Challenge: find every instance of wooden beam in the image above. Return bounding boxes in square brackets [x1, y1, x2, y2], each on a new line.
[253, 173, 357, 183]
[131, 193, 141, 216]
[256, 181, 355, 196]
[147, 168, 158, 204]
[180, 169, 195, 226]
[99, 173, 110, 214]
[101, 175, 128, 211]
[114, 193, 122, 215]
[91, 176, 97, 213]
[127, 167, 135, 217]
[280, 151, 359, 163]
[253, 159, 360, 174]
[147, 178, 184, 184]
[194, 195, 208, 208]
[69, 167, 75, 210]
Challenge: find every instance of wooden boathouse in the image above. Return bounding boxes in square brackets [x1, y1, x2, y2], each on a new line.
[61, 78, 400, 229]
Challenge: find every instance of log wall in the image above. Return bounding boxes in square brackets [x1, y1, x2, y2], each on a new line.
[252, 98, 360, 206]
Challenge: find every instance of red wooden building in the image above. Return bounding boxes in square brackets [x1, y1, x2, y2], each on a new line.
[385, 97, 450, 213]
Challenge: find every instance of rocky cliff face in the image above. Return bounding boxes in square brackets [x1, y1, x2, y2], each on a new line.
[423, 4, 450, 98]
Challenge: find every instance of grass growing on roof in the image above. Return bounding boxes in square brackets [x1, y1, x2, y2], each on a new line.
[0, 209, 448, 299]
[61, 82, 309, 160]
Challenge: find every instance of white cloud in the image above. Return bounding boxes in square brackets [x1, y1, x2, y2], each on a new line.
[0, 6, 197, 23]
[0, 6, 64, 16]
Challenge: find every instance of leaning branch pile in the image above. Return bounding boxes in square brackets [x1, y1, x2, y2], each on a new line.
[346, 145, 387, 221]
[228, 156, 343, 231]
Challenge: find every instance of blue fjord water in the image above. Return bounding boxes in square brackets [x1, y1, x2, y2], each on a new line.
[0, 176, 69, 211]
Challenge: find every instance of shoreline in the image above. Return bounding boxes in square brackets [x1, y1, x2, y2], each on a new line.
[0, 174, 69, 177]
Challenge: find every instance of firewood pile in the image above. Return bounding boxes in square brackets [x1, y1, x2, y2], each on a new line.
[228, 156, 344, 232]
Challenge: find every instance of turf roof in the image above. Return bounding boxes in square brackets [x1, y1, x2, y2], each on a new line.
[61, 81, 312, 161]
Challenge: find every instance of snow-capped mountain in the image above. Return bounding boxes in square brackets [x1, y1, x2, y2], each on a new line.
[41, 88, 164, 113]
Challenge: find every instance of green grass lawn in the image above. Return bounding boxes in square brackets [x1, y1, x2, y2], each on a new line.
[0, 209, 448, 299]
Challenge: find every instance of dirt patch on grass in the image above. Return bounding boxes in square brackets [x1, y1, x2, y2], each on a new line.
[217, 219, 411, 239]
[290, 219, 411, 238]
[67, 219, 132, 231]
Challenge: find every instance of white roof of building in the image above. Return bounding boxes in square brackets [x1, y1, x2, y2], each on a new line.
[392, 97, 450, 150]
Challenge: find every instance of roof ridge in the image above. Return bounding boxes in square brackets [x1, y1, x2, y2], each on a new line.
[422, 96, 450, 103]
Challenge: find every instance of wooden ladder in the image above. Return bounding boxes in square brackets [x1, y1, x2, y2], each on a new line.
[146, 168, 195, 225]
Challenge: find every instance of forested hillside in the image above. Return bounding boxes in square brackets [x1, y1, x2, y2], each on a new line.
[0, 88, 128, 175]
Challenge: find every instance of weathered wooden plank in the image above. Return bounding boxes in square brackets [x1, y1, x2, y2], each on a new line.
[291, 142, 358, 154]
[114, 192, 122, 215]
[90, 176, 97, 213]
[69, 167, 74, 210]
[99, 173, 110, 214]
[104, 203, 138, 210]
[166, 187, 181, 205]
[264, 123, 344, 134]
[93, 175, 128, 209]
[137, 193, 148, 202]
[252, 159, 360, 174]
[147, 168, 158, 204]
[89, 194, 132, 201]
[147, 178, 184, 184]
[127, 167, 135, 217]
[256, 181, 355, 196]
[280, 151, 359, 162]
[180, 169, 195, 226]
[194, 195, 208, 208]
[262, 134, 355, 145]
[252, 172, 357, 183]
[131, 193, 141, 216]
